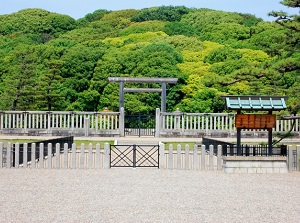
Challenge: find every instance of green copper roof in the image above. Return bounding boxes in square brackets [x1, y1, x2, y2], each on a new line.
[221, 96, 288, 111]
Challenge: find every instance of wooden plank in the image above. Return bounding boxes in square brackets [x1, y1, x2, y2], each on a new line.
[235, 114, 276, 129]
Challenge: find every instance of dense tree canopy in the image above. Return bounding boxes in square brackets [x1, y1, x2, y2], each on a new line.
[0, 3, 298, 114]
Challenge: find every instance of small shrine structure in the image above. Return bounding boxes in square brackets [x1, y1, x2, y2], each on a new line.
[221, 95, 288, 156]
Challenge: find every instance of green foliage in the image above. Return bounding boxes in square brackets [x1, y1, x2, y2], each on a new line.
[209, 59, 249, 76]
[102, 31, 167, 47]
[35, 60, 64, 111]
[71, 90, 101, 111]
[153, 35, 203, 51]
[268, 0, 300, 113]
[239, 13, 263, 27]
[198, 23, 251, 44]
[0, 9, 77, 38]
[81, 9, 109, 23]
[0, 45, 38, 110]
[247, 22, 288, 56]
[178, 88, 224, 113]
[0, 6, 298, 114]
[164, 21, 197, 36]
[182, 9, 245, 33]
[59, 21, 118, 42]
[204, 46, 243, 64]
[120, 21, 167, 36]
[237, 49, 270, 63]
[131, 6, 189, 22]
[100, 9, 138, 28]
[60, 44, 105, 79]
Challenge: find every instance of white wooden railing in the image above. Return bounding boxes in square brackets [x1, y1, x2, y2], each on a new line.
[0, 111, 120, 136]
[0, 109, 299, 137]
[1, 142, 298, 171]
[161, 112, 235, 133]
[159, 109, 300, 137]
[0, 142, 222, 170]
[0, 142, 110, 169]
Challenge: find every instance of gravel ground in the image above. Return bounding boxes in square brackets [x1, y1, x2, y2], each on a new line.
[0, 169, 300, 223]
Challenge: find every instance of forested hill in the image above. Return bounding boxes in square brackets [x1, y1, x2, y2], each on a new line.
[0, 6, 299, 114]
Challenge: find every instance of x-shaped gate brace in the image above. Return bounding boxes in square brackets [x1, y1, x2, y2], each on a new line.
[110, 144, 159, 168]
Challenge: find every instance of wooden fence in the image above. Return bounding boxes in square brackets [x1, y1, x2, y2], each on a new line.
[1, 142, 299, 171]
[160, 144, 222, 170]
[0, 142, 109, 169]
[0, 111, 120, 136]
[159, 110, 300, 137]
[0, 110, 299, 137]
[0, 142, 220, 170]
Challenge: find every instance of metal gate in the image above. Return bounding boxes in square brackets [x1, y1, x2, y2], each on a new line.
[110, 144, 159, 168]
[125, 114, 155, 136]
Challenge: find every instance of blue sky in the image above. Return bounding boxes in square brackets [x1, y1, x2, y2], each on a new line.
[1, 0, 299, 21]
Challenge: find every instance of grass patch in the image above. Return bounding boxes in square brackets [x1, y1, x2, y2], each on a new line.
[162, 142, 196, 148]
[0, 138, 113, 148]
[74, 140, 114, 148]
[0, 139, 35, 145]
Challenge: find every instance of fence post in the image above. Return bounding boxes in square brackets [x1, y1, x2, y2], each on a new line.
[71, 112, 75, 135]
[56, 143, 60, 169]
[119, 107, 125, 137]
[47, 113, 51, 133]
[7, 142, 11, 168]
[201, 145, 205, 170]
[72, 143, 76, 169]
[155, 108, 160, 137]
[168, 144, 173, 170]
[88, 143, 93, 169]
[39, 143, 44, 169]
[209, 145, 214, 170]
[185, 144, 189, 170]
[64, 143, 68, 169]
[0, 142, 3, 168]
[23, 143, 28, 168]
[217, 145, 222, 171]
[297, 145, 300, 171]
[159, 143, 165, 169]
[174, 108, 182, 130]
[96, 143, 101, 169]
[193, 144, 198, 170]
[48, 143, 52, 169]
[133, 145, 136, 168]
[15, 143, 19, 168]
[80, 144, 85, 169]
[205, 115, 209, 135]
[31, 143, 36, 169]
[177, 144, 181, 170]
[288, 145, 293, 171]
[84, 117, 90, 137]
[104, 142, 110, 169]
[23, 112, 27, 134]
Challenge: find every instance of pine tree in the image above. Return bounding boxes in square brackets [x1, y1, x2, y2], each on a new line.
[1, 47, 37, 110]
[35, 60, 64, 111]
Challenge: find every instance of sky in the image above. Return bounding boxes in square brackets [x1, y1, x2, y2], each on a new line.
[1, 0, 299, 21]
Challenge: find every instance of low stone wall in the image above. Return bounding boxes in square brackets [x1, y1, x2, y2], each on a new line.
[223, 156, 288, 174]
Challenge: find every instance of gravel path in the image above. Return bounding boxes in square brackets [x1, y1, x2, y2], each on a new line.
[0, 169, 300, 223]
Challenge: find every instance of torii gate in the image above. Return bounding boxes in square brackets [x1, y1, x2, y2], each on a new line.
[108, 77, 178, 112]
